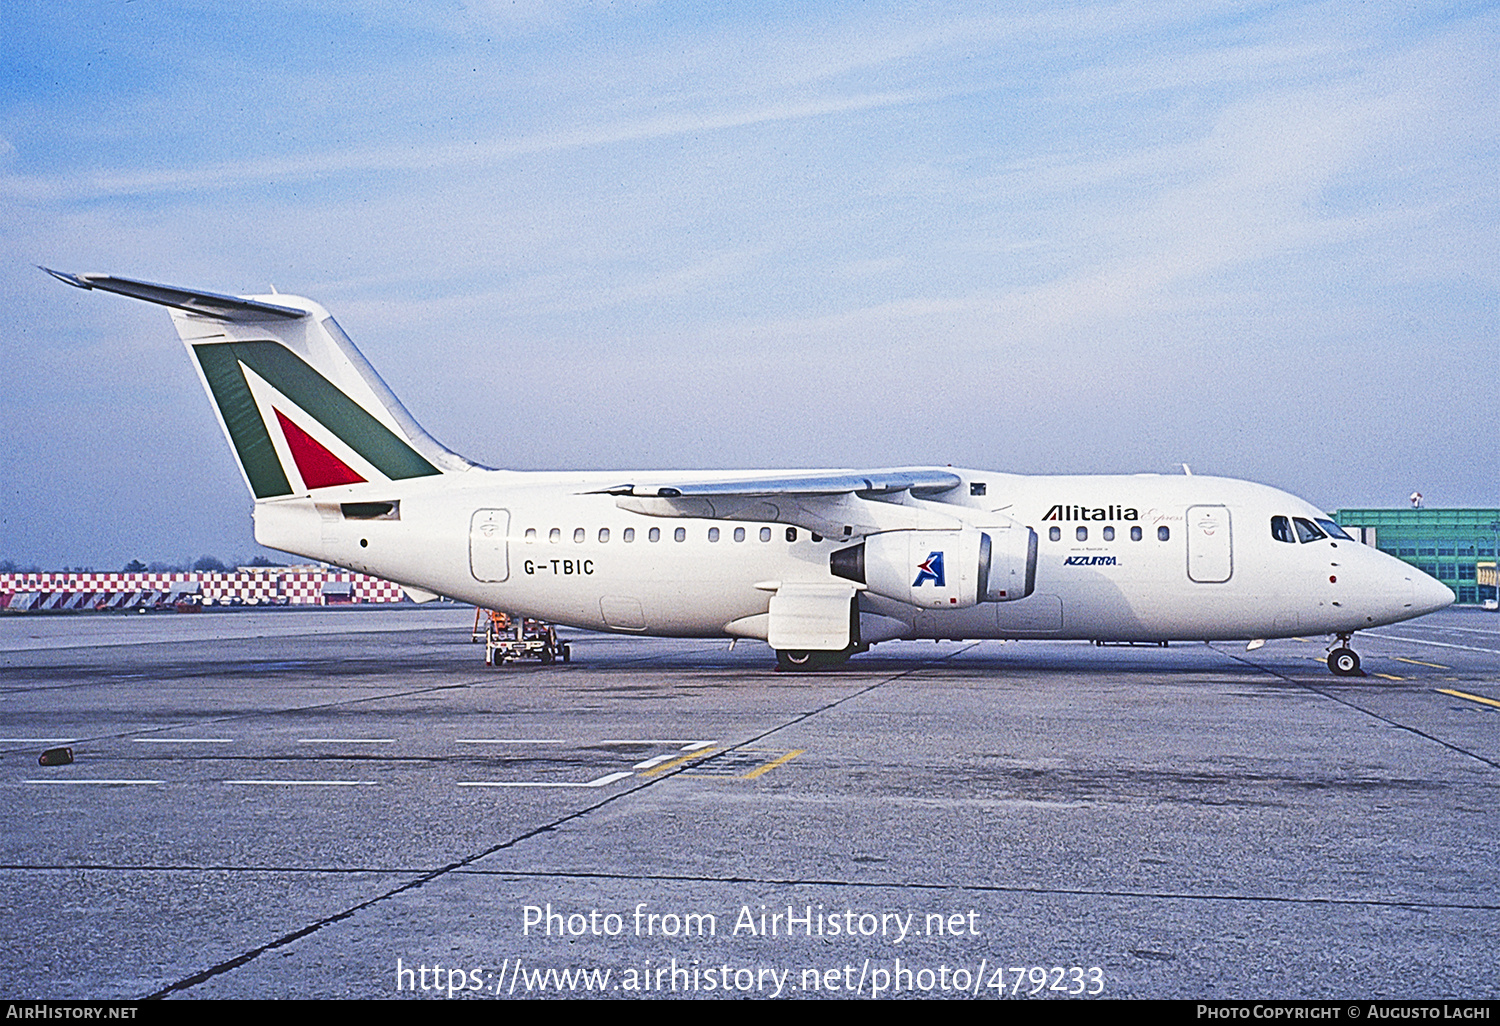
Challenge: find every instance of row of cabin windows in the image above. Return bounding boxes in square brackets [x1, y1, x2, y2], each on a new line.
[525, 525, 815, 545]
[1048, 525, 1167, 542]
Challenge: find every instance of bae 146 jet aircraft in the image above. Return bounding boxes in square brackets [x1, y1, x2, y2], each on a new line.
[45, 270, 1453, 674]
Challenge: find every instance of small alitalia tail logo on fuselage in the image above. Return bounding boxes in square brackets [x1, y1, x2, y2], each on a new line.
[1042, 504, 1139, 521]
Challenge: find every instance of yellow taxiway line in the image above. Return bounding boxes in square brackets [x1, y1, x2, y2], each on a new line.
[1436, 688, 1500, 710]
[640, 748, 718, 776]
[741, 749, 805, 779]
[1393, 657, 1451, 670]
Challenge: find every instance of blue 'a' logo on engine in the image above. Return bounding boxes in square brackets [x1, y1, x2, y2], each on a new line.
[913, 551, 945, 588]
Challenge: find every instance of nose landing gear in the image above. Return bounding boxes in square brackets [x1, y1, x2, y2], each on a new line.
[1327, 634, 1363, 676]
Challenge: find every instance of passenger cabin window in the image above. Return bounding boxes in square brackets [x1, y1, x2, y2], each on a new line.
[598, 528, 609, 543]
[1076, 526, 1088, 542]
[649, 527, 660, 543]
[674, 527, 686, 542]
[1103, 526, 1115, 541]
[573, 528, 585, 543]
[525, 528, 536, 543]
[1049, 527, 1061, 542]
[1158, 526, 1170, 542]
[1292, 517, 1325, 543]
[786, 527, 798, 542]
[734, 527, 745, 542]
[708, 527, 719, 542]
[1130, 526, 1142, 541]
[1271, 516, 1295, 543]
[760, 527, 772, 542]
[623, 528, 635, 542]
[549, 528, 560, 543]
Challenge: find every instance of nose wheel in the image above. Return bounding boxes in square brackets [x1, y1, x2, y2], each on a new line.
[1326, 634, 1363, 676]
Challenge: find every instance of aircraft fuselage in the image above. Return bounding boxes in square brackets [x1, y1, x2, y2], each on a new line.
[255, 468, 1450, 645]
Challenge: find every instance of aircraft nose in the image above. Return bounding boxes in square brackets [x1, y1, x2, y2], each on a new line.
[1409, 569, 1455, 616]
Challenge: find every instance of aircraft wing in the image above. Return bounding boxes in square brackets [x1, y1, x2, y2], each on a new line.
[41, 269, 307, 322]
[599, 468, 963, 499]
[602, 468, 970, 539]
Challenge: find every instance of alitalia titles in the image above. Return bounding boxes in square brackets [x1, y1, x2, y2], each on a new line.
[1043, 504, 1138, 521]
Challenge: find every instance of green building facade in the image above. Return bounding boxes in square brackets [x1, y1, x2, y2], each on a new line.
[1333, 508, 1500, 607]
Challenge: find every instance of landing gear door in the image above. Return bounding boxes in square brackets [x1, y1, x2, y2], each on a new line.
[1186, 505, 1232, 583]
[470, 509, 510, 583]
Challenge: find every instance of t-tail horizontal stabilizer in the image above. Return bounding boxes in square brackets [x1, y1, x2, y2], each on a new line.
[41, 268, 308, 323]
[44, 267, 478, 501]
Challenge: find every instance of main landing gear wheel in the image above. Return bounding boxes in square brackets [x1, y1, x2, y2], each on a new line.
[1327, 647, 1361, 676]
[775, 649, 852, 672]
[777, 650, 817, 672]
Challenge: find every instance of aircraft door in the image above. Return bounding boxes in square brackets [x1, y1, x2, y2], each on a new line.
[1186, 505, 1232, 583]
[469, 509, 510, 582]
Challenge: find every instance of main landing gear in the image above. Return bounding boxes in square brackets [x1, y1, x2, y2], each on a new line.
[775, 645, 868, 672]
[1326, 633, 1363, 677]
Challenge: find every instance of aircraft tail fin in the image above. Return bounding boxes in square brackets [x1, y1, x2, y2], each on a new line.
[44, 269, 477, 500]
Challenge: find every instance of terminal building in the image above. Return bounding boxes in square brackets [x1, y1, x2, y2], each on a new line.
[1335, 508, 1500, 607]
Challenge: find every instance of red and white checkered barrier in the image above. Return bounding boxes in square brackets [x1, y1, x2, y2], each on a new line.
[0, 567, 417, 607]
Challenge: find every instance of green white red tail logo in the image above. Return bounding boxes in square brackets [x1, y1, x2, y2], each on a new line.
[192, 339, 441, 498]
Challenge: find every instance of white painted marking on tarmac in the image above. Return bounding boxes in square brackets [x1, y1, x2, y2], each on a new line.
[1363, 632, 1500, 655]
[679, 740, 715, 751]
[298, 738, 396, 744]
[458, 772, 634, 788]
[1, 738, 78, 744]
[633, 754, 676, 769]
[134, 738, 235, 743]
[454, 739, 566, 744]
[226, 779, 378, 786]
[26, 779, 163, 785]
[597, 739, 708, 746]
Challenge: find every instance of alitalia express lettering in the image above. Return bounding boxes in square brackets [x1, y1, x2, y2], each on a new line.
[1042, 505, 1138, 521]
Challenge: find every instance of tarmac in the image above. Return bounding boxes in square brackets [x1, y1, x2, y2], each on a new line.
[1, 605, 1496, 1000]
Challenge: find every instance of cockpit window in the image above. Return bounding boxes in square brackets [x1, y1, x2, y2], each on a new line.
[1315, 519, 1352, 541]
[1271, 516, 1295, 543]
[1292, 517, 1326, 543]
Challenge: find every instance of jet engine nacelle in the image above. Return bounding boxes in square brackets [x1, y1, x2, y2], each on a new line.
[830, 524, 1037, 610]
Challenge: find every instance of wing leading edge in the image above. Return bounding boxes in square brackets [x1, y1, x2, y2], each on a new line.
[601, 468, 984, 539]
[598, 468, 963, 499]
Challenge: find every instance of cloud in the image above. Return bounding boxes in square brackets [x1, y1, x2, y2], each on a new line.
[0, 89, 928, 204]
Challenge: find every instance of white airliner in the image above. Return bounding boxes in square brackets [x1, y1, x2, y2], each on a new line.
[46, 270, 1453, 674]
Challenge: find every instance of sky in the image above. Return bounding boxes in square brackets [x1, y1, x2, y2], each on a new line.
[1, 1, 1495, 569]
